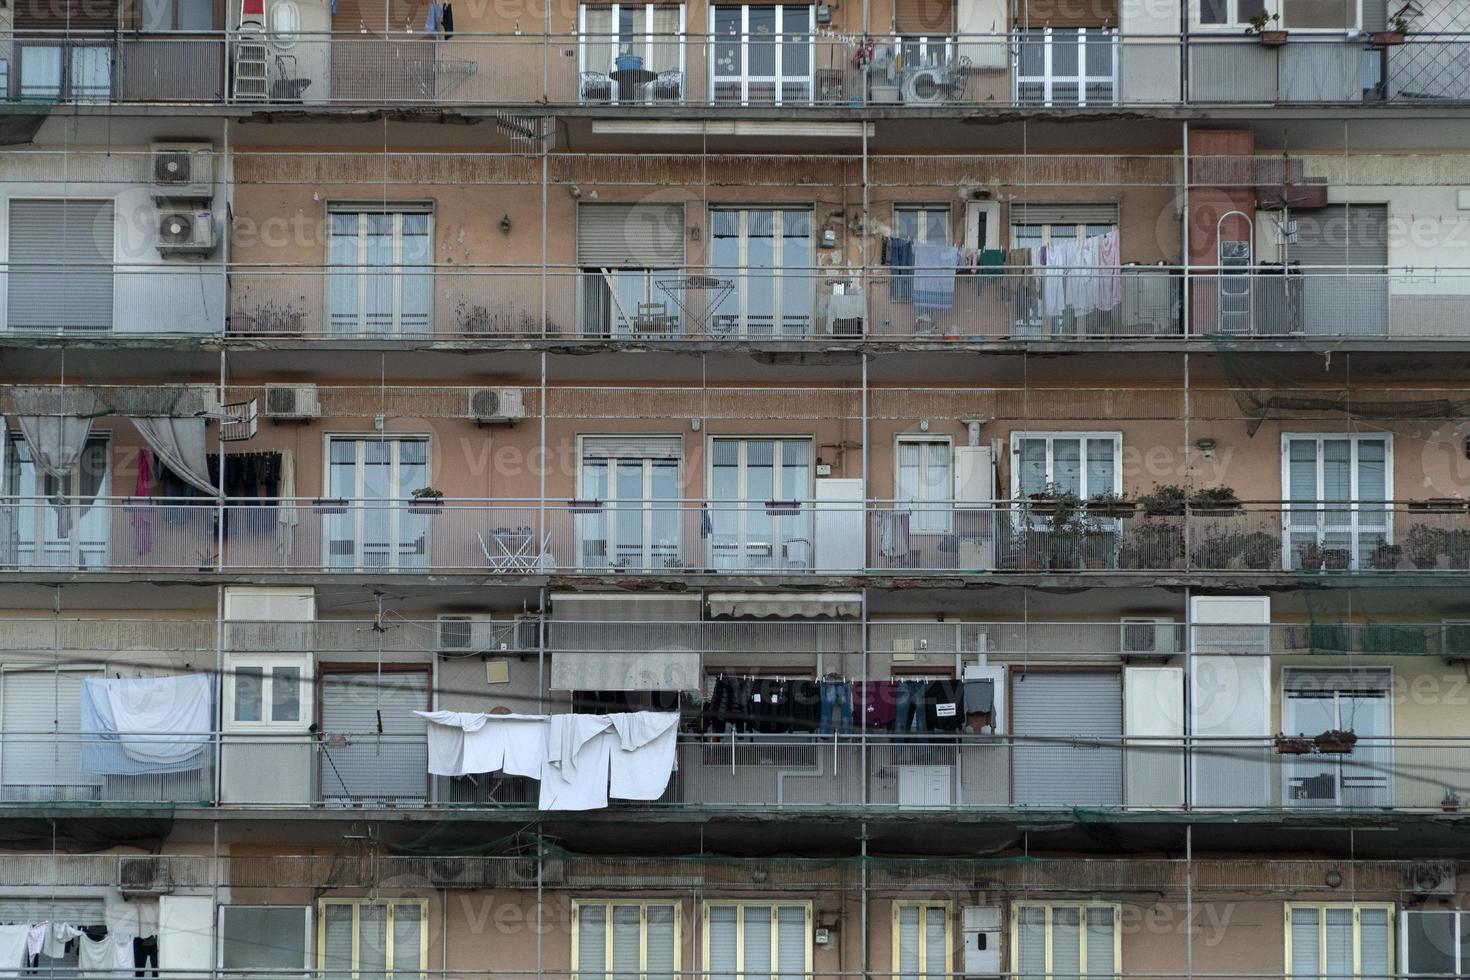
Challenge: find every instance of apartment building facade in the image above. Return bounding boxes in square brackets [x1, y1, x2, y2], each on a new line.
[5, 0, 1470, 977]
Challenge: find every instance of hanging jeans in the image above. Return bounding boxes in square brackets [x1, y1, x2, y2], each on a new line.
[895, 680, 927, 733]
[134, 937, 159, 979]
[818, 680, 853, 734]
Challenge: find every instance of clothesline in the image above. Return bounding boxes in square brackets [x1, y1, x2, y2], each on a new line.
[0, 921, 156, 977]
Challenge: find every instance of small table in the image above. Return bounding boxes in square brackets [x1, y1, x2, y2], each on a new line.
[610, 66, 658, 99]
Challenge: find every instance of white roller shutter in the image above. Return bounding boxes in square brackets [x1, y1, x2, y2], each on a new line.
[1012, 672, 1122, 806]
[1292, 204, 1389, 336]
[1009, 203, 1119, 226]
[7, 199, 115, 332]
[0, 668, 100, 797]
[576, 203, 686, 268]
[581, 436, 683, 460]
[1123, 666, 1184, 809]
[707, 907, 739, 980]
[1190, 595, 1271, 808]
[319, 671, 428, 803]
[0, 897, 105, 925]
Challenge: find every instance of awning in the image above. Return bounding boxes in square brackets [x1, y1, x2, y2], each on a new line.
[549, 593, 702, 692]
[707, 592, 862, 619]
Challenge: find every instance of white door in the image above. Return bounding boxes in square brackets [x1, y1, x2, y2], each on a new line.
[710, 5, 814, 105]
[1282, 670, 1392, 808]
[578, 438, 682, 571]
[325, 438, 429, 571]
[709, 437, 813, 571]
[1283, 434, 1391, 570]
[710, 208, 814, 338]
[327, 209, 432, 338]
[3, 435, 110, 570]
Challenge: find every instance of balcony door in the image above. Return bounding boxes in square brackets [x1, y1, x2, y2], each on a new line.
[326, 207, 432, 338]
[711, 4, 814, 105]
[577, 436, 683, 571]
[579, 3, 685, 104]
[708, 437, 813, 571]
[1282, 669, 1391, 808]
[325, 437, 429, 571]
[3, 434, 110, 570]
[709, 208, 813, 339]
[1282, 434, 1390, 570]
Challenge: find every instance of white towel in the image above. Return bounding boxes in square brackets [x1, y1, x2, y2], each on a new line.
[539, 714, 616, 811]
[104, 674, 212, 765]
[41, 923, 83, 959]
[79, 932, 134, 978]
[25, 924, 47, 959]
[608, 711, 680, 801]
[0, 925, 29, 971]
[415, 712, 550, 777]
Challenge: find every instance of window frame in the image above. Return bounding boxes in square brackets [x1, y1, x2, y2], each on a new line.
[316, 898, 428, 980]
[575, 434, 685, 571]
[223, 654, 313, 732]
[895, 434, 953, 534]
[1011, 902, 1122, 980]
[1190, 0, 1361, 32]
[1285, 903, 1395, 980]
[1012, 27, 1116, 108]
[140, 0, 222, 32]
[1402, 908, 1470, 977]
[892, 900, 952, 980]
[1008, 431, 1123, 501]
[571, 899, 682, 980]
[324, 204, 434, 338]
[321, 433, 434, 572]
[701, 900, 814, 980]
[708, 205, 815, 339]
[219, 904, 313, 972]
[577, 3, 688, 104]
[893, 204, 953, 245]
[1279, 432, 1394, 571]
[709, 4, 817, 106]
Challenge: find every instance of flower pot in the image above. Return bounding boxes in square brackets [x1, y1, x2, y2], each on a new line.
[408, 499, 443, 515]
[1322, 548, 1351, 571]
[1275, 735, 1314, 755]
[1370, 30, 1405, 44]
[1256, 29, 1288, 45]
[1314, 730, 1357, 753]
[615, 54, 645, 72]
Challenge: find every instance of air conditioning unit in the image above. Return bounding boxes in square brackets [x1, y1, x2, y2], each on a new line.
[1444, 620, 1470, 660]
[512, 614, 540, 652]
[902, 67, 950, 104]
[961, 905, 1002, 977]
[467, 387, 525, 425]
[437, 614, 499, 654]
[151, 142, 215, 200]
[1121, 618, 1179, 657]
[118, 856, 172, 895]
[157, 209, 218, 256]
[264, 384, 320, 421]
[1403, 861, 1457, 896]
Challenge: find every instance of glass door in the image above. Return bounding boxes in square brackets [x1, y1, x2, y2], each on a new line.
[326, 438, 429, 571]
[1283, 679, 1391, 808]
[711, 5, 813, 105]
[708, 437, 812, 571]
[327, 210, 432, 338]
[3, 435, 110, 570]
[710, 208, 813, 339]
[1284, 435, 1390, 570]
[579, 452, 681, 571]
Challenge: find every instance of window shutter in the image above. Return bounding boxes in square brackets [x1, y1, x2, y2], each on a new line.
[0, 897, 105, 925]
[895, 0, 953, 33]
[7, 199, 114, 332]
[708, 907, 739, 980]
[1290, 908, 1320, 978]
[579, 905, 607, 980]
[922, 908, 946, 980]
[581, 436, 684, 460]
[577, 203, 686, 268]
[776, 907, 806, 980]
[744, 907, 773, 980]
[646, 906, 676, 980]
[359, 904, 388, 976]
[319, 672, 428, 803]
[1016, 908, 1046, 980]
[1051, 907, 1081, 980]
[612, 906, 641, 980]
[1324, 909, 1354, 978]
[323, 905, 355, 977]
[1, 669, 97, 795]
[1014, 0, 1116, 26]
[1085, 908, 1115, 980]
[392, 904, 422, 976]
[1359, 909, 1391, 980]
[1010, 203, 1119, 226]
[897, 907, 920, 980]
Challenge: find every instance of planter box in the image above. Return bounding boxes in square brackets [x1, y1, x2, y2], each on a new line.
[1315, 730, 1357, 753]
[870, 83, 901, 104]
[1275, 736, 1314, 755]
[313, 498, 349, 515]
[1370, 30, 1405, 45]
[407, 499, 444, 515]
[1257, 30, 1288, 45]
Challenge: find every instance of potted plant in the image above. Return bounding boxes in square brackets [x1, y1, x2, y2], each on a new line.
[1298, 542, 1325, 571]
[1371, 542, 1402, 570]
[1123, 520, 1186, 570]
[615, 49, 645, 73]
[1314, 729, 1357, 753]
[1406, 524, 1444, 569]
[1028, 482, 1072, 517]
[1371, 14, 1408, 45]
[1239, 531, 1280, 570]
[1088, 490, 1136, 519]
[1275, 734, 1314, 754]
[1442, 788, 1461, 813]
[408, 487, 444, 515]
[1245, 10, 1287, 45]
[1138, 483, 1187, 518]
[1322, 547, 1352, 571]
[1189, 486, 1243, 515]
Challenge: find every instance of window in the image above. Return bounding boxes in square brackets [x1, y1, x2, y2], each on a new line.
[581, 270, 682, 339]
[897, 437, 952, 533]
[17, 44, 112, 102]
[1403, 910, 1470, 977]
[710, 208, 813, 338]
[580, 4, 685, 103]
[1011, 432, 1121, 501]
[224, 656, 311, 729]
[1282, 434, 1391, 571]
[894, 206, 952, 245]
[576, 203, 686, 338]
[1, 667, 102, 801]
[1195, 0, 1356, 29]
[1014, 29, 1115, 107]
[1281, 668, 1391, 808]
[318, 670, 429, 804]
[704, 902, 811, 980]
[894, 903, 950, 980]
[4, 434, 111, 570]
[578, 437, 682, 572]
[142, 0, 217, 30]
[709, 438, 814, 571]
[1009, 205, 1118, 251]
[221, 906, 311, 972]
[573, 901, 680, 980]
[325, 437, 430, 571]
[326, 207, 432, 337]
[711, 5, 814, 105]
[7, 199, 115, 333]
[1013, 904, 1119, 980]
[1286, 905, 1393, 980]
[319, 900, 426, 980]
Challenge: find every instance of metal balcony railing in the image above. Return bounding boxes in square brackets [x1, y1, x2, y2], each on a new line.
[0, 497, 1462, 575]
[7, 264, 1470, 343]
[7, 30, 1470, 108]
[3, 730, 1467, 812]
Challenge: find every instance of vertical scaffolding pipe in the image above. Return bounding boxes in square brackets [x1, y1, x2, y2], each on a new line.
[541, 133, 550, 337]
[215, 584, 225, 804]
[540, 351, 548, 554]
[1181, 120, 1191, 339]
[860, 587, 869, 806]
[1185, 823, 1194, 980]
[859, 823, 869, 980]
[538, 585, 548, 712]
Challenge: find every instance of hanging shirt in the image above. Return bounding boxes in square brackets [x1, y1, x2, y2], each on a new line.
[0, 925, 29, 971]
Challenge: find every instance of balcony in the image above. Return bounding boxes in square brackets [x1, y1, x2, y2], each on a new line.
[0, 497, 1462, 576]
[7, 30, 1470, 108]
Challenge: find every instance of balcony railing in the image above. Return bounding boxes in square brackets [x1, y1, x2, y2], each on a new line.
[1, 497, 1463, 575]
[5, 264, 1466, 343]
[3, 730, 1464, 812]
[7, 30, 1470, 108]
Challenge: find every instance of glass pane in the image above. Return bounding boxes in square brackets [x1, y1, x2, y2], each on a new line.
[322, 905, 355, 980]
[359, 905, 388, 980]
[178, 0, 215, 30]
[1015, 908, 1046, 980]
[647, 906, 676, 980]
[1323, 909, 1353, 980]
[1053, 439, 1082, 495]
[1085, 438, 1115, 497]
[391, 904, 422, 978]
[271, 666, 301, 722]
[222, 907, 307, 971]
[1018, 439, 1047, 498]
[1200, 0, 1228, 22]
[579, 906, 607, 980]
[1289, 908, 1319, 980]
[744, 907, 773, 980]
[610, 906, 640, 980]
[1405, 912, 1457, 976]
[1281, 0, 1354, 28]
[234, 666, 263, 722]
[1052, 907, 1081, 980]
[922, 907, 946, 980]
[1084, 908, 1115, 980]
[142, 0, 173, 31]
[898, 906, 920, 980]
[1359, 909, 1391, 980]
[708, 907, 739, 980]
